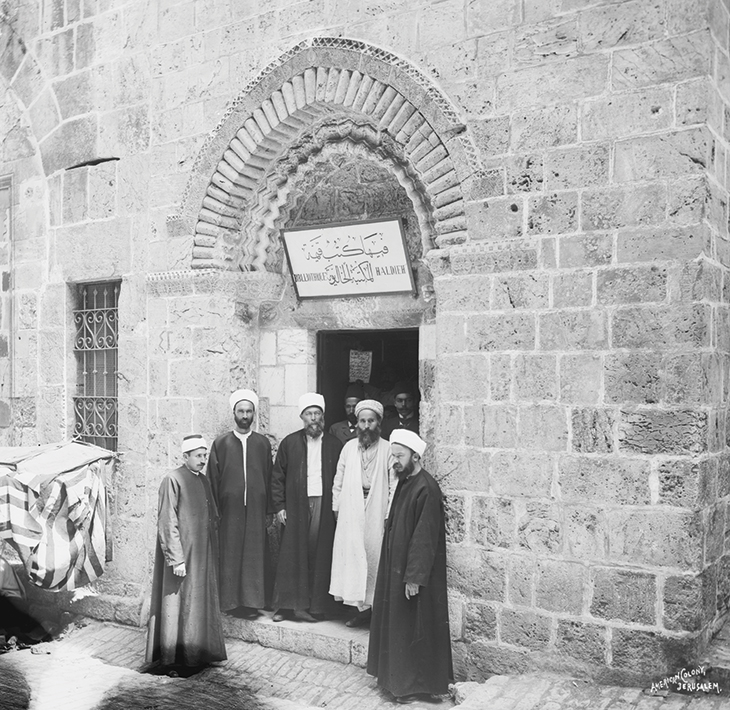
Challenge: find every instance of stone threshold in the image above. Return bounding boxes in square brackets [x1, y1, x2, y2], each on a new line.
[221, 610, 371, 667]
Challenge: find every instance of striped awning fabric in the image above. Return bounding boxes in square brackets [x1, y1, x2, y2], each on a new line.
[0, 441, 116, 591]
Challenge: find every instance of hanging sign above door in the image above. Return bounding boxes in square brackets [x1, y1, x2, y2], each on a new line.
[281, 218, 416, 299]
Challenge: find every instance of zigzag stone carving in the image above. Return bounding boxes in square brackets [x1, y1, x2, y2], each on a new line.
[171, 38, 478, 271]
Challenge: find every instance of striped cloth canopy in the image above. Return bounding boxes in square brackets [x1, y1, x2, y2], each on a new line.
[0, 441, 116, 591]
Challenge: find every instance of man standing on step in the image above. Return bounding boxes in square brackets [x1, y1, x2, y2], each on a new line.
[330, 399, 394, 628]
[146, 435, 226, 674]
[208, 389, 272, 619]
[367, 430, 452, 705]
[271, 393, 342, 622]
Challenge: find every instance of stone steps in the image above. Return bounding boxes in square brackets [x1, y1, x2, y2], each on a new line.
[221, 610, 371, 668]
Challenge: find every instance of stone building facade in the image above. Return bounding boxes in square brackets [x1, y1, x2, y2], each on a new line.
[0, 0, 728, 685]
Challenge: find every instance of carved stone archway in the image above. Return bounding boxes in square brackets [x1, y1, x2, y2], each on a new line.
[169, 37, 479, 271]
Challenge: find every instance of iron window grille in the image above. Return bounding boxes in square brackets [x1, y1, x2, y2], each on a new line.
[73, 281, 120, 451]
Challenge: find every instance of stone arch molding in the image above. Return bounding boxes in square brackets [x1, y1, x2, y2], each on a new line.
[171, 37, 481, 271]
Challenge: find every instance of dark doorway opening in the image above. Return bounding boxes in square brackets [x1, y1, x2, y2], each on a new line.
[317, 329, 419, 431]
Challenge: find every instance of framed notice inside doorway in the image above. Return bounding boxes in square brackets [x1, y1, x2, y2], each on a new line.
[281, 218, 416, 299]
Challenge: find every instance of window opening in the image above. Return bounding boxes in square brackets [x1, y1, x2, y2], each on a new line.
[73, 281, 120, 450]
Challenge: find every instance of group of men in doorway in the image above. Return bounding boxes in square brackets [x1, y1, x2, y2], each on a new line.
[145, 385, 452, 705]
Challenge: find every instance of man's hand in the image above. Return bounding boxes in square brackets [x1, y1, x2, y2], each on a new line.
[277, 509, 287, 525]
[405, 582, 419, 599]
[173, 562, 186, 577]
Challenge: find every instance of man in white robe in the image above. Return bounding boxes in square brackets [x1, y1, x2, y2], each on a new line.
[330, 399, 395, 627]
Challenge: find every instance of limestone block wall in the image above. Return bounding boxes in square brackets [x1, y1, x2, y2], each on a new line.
[0, 0, 724, 684]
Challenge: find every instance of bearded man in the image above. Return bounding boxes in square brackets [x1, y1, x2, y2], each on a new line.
[367, 430, 453, 704]
[146, 435, 226, 674]
[330, 399, 395, 628]
[207, 389, 272, 619]
[271, 393, 343, 622]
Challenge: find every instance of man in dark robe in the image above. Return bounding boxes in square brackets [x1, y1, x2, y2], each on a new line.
[271, 392, 343, 622]
[381, 382, 420, 440]
[146, 435, 226, 673]
[367, 429, 452, 704]
[207, 389, 272, 619]
[328, 382, 364, 444]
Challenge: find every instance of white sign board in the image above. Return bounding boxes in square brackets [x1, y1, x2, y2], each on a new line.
[281, 218, 415, 299]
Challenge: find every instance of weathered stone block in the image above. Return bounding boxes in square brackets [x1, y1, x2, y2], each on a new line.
[465, 641, 531, 680]
[619, 408, 708, 455]
[559, 455, 648, 504]
[540, 310, 607, 350]
[62, 167, 88, 224]
[438, 353, 489, 401]
[481, 404, 518, 448]
[663, 571, 714, 632]
[468, 116, 510, 157]
[516, 500, 561, 554]
[40, 115, 99, 174]
[590, 568, 656, 624]
[88, 160, 117, 220]
[467, 312, 536, 351]
[581, 87, 672, 140]
[581, 0, 665, 52]
[499, 608, 551, 650]
[597, 265, 666, 305]
[507, 154, 543, 193]
[514, 353, 557, 402]
[552, 271, 592, 308]
[527, 191, 578, 235]
[564, 507, 606, 560]
[445, 494, 467, 544]
[679, 259, 722, 303]
[614, 128, 710, 183]
[570, 408, 615, 453]
[450, 245, 537, 275]
[555, 620, 606, 665]
[437, 314, 466, 354]
[489, 354, 512, 400]
[491, 450, 553, 497]
[657, 459, 714, 510]
[466, 197, 523, 239]
[581, 184, 666, 231]
[545, 143, 609, 190]
[608, 509, 702, 569]
[514, 18, 579, 66]
[497, 55, 609, 111]
[559, 355, 602, 406]
[611, 628, 696, 676]
[471, 495, 515, 548]
[611, 304, 710, 349]
[511, 104, 577, 152]
[54, 70, 93, 120]
[434, 275, 490, 311]
[507, 554, 533, 606]
[676, 78, 708, 126]
[492, 273, 549, 310]
[558, 233, 613, 268]
[604, 351, 661, 404]
[447, 545, 505, 601]
[616, 223, 710, 263]
[99, 105, 150, 156]
[536, 559, 584, 613]
[664, 353, 720, 406]
[668, 178, 707, 225]
[518, 405, 567, 451]
[464, 602, 497, 642]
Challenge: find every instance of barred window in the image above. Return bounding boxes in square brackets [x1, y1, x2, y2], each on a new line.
[73, 281, 120, 451]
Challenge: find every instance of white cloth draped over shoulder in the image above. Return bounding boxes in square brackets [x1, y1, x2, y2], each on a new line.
[329, 437, 395, 610]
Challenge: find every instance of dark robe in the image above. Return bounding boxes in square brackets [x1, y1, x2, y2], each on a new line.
[207, 431, 272, 611]
[329, 419, 358, 445]
[146, 466, 226, 667]
[271, 430, 342, 613]
[381, 413, 420, 440]
[367, 467, 452, 698]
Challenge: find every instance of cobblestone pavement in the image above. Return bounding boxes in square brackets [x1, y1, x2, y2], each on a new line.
[0, 619, 727, 710]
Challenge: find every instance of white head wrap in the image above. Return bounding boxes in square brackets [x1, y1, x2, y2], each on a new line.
[230, 389, 258, 411]
[181, 434, 207, 454]
[389, 429, 427, 457]
[298, 392, 325, 415]
[355, 399, 384, 419]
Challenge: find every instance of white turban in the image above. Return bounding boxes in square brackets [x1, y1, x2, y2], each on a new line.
[390, 429, 427, 457]
[181, 434, 207, 454]
[298, 392, 325, 415]
[355, 399, 384, 419]
[230, 388, 258, 411]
